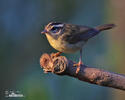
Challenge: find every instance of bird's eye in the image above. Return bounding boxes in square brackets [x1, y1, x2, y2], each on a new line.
[50, 27, 60, 33]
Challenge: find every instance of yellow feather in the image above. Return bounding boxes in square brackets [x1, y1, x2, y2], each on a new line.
[45, 34, 86, 53]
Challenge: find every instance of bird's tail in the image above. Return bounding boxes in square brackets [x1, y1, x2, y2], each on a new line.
[95, 24, 115, 32]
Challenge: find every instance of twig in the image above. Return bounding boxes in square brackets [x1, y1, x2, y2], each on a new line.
[40, 53, 125, 91]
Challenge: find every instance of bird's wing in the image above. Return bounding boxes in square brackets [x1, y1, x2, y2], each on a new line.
[62, 24, 98, 44]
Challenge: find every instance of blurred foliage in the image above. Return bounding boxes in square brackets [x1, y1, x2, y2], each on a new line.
[20, 75, 51, 100]
[0, 0, 125, 100]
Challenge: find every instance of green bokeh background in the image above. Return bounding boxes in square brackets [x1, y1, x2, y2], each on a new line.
[1, 0, 125, 100]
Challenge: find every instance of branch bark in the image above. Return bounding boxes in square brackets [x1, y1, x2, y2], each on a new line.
[40, 53, 125, 91]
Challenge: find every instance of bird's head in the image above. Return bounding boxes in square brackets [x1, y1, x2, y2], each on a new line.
[41, 22, 64, 39]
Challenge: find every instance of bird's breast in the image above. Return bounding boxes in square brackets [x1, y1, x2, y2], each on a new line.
[46, 34, 86, 53]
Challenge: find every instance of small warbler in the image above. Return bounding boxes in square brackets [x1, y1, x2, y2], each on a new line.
[41, 22, 115, 68]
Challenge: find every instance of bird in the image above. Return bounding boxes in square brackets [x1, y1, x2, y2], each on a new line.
[41, 22, 115, 73]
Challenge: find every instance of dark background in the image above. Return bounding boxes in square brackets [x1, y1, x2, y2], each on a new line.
[1, 0, 125, 100]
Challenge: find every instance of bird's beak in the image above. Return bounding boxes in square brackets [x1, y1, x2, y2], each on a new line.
[41, 30, 47, 34]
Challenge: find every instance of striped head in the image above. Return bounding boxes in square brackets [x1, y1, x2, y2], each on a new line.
[41, 22, 64, 39]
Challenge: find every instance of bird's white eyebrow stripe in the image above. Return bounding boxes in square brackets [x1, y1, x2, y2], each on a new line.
[53, 24, 64, 27]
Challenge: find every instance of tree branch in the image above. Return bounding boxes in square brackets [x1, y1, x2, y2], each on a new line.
[40, 53, 125, 91]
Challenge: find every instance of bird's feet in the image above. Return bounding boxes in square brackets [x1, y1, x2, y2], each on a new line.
[51, 52, 62, 58]
[73, 61, 83, 74]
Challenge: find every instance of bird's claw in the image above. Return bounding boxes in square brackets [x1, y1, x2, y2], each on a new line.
[51, 52, 62, 58]
[73, 61, 83, 74]
[73, 61, 83, 67]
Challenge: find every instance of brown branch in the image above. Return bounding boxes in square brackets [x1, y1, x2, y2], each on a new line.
[40, 53, 125, 91]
